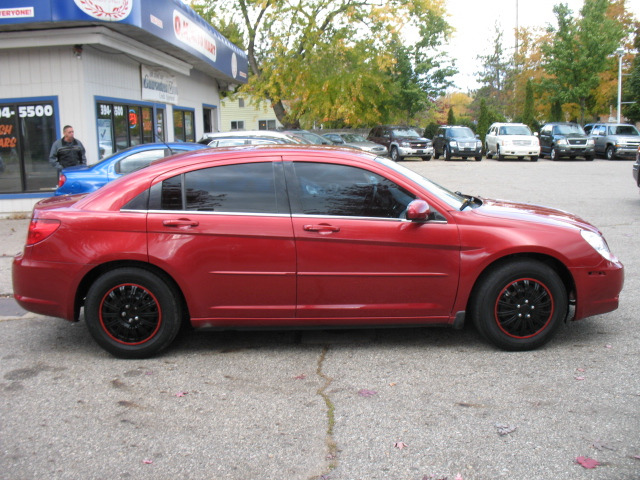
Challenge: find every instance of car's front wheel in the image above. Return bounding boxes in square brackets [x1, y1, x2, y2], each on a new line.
[470, 260, 568, 351]
[550, 148, 559, 161]
[530, 155, 539, 162]
[444, 145, 452, 161]
[85, 267, 183, 358]
[606, 146, 615, 160]
[497, 145, 505, 161]
[390, 146, 402, 162]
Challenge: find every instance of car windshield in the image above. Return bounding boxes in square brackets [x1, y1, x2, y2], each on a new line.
[499, 125, 532, 135]
[376, 157, 465, 209]
[341, 133, 367, 142]
[553, 124, 585, 135]
[607, 125, 639, 136]
[450, 127, 475, 138]
[391, 128, 421, 138]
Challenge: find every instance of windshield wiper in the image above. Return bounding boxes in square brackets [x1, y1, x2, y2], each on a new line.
[455, 192, 478, 211]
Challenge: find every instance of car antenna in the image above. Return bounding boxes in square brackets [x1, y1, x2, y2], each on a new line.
[155, 127, 174, 155]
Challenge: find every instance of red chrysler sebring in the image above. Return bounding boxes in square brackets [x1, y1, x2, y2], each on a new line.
[13, 146, 623, 358]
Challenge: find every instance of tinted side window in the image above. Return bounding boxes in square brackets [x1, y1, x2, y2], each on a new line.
[292, 162, 415, 219]
[117, 149, 166, 174]
[157, 162, 283, 213]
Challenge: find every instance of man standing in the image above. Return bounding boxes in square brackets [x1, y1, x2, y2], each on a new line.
[49, 125, 87, 171]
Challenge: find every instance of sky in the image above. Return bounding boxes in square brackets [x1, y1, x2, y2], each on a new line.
[442, 0, 640, 92]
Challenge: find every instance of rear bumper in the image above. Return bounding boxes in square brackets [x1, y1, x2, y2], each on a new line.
[12, 253, 83, 321]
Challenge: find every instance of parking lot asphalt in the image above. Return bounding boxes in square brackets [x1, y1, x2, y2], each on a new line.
[1, 157, 639, 480]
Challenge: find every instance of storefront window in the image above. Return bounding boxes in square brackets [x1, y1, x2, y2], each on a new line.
[173, 108, 195, 142]
[0, 100, 57, 193]
[97, 101, 160, 159]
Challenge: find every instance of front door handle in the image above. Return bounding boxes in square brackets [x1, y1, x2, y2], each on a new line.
[163, 219, 199, 228]
[303, 224, 340, 234]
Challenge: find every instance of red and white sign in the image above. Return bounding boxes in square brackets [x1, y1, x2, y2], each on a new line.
[73, 0, 132, 22]
[0, 7, 34, 18]
[173, 9, 217, 63]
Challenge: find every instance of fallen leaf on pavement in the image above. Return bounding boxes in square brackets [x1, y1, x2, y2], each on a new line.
[142, 459, 153, 464]
[358, 389, 377, 397]
[496, 423, 517, 436]
[576, 456, 600, 469]
[394, 441, 408, 449]
[175, 391, 188, 397]
[294, 374, 306, 380]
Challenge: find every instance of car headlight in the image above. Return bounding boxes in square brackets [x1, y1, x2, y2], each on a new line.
[556, 138, 568, 145]
[502, 139, 512, 146]
[586, 138, 595, 146]
[449, 140, 458, 147]
[476, 140, 482, 147]
[581, 230, 616, 262]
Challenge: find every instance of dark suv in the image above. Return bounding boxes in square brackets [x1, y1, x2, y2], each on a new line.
[367, 125, 433, 161]
[539, 122, 595, 160]
[432, 126, 482, 161]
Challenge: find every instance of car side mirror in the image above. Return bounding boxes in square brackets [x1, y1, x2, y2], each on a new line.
[534, 132, 539, 137]
[406, 199, 430, 221]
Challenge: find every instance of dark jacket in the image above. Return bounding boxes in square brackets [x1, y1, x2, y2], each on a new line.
[49, 138, 87, 171]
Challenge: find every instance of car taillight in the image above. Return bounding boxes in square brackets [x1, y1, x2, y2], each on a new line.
[57, 174, 66, 188]
[26, 218, 61, 246]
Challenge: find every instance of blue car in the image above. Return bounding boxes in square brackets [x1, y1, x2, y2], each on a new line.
[55, 142, 208, 195]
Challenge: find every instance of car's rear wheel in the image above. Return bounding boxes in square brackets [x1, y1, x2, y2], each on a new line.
[85, 267, 182, 358]
[470, 260, 567, 351]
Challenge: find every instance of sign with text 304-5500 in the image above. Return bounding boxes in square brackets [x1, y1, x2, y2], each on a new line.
[141, 65, 178, 105]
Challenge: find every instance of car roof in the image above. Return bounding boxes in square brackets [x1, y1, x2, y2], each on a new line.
[200, 130, 303, 141]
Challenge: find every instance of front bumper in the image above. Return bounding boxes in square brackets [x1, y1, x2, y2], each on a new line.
[452, 147, 482, 157]
[500, 145, 540, 156]
[398, 146, 434, 157]
[571, 258, 624, 321]
[612, 146, 639, 158]
[556, 145, 594, 157]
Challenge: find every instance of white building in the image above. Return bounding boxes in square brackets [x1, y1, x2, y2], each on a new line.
[219, 94, 282, 132]
[0, 0, 247, 214]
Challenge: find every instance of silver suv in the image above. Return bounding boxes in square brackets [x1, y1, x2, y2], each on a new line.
[587, 123, 640, 160]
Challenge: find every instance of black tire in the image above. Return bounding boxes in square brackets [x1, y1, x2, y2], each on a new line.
[85, 267, 182, 358]
[444, 145, 452, 161]
[470, 260, 568, 351]
[434, 148, 440, 159]
[605, 146, 615, 160]
[475, 155, 482, 161]
[550, 148, 559, 161]
[530, 155, 539, 162]
[423, 155, 432, 161]
[485, 144, 493, 159]
[390, 146, 402, 162]
[584, 155, 594, 161]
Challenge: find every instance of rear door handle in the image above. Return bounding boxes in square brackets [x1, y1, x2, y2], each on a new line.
[303, 224, 340, 234]
[163, 219, 199, 228]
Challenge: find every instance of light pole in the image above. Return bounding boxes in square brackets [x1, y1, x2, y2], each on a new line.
[616, 47, 624, 123]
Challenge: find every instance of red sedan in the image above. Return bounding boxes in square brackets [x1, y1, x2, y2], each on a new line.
[13, 146, 624, 358]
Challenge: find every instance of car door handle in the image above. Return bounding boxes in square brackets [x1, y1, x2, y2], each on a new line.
[163, 219, 199, 228]
[303, 224, 340, 234]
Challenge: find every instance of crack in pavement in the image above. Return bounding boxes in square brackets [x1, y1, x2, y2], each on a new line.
[312, 345, 338, 479]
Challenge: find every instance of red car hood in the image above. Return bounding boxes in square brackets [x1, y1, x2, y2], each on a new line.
[474, 197, 601, 234]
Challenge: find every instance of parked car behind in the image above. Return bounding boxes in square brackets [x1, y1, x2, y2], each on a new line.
[322, 132, 388, 155]
[588, 123, 640, 160]
[281, 129, 334, 145]
[484, 122, 540, 161]
[432, 125, 483, 161]
[539, 122, 595, 160]
[55, 142, 208, 196]
[633, 145, 640, 190]
[203, 132, 300, 147]
[367, 125, 433, 161]
[15, 145, 623, 358]
[197, 130, 305, 145]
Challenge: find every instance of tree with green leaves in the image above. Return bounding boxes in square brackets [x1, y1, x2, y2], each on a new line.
[192, 0, 455, 128]
[520, 79, 537, 130]
[622, 26, 640, 122]
[473, 24, 514, 118]
[447, 107, 456, 125]
[540, 0, 625, 124]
